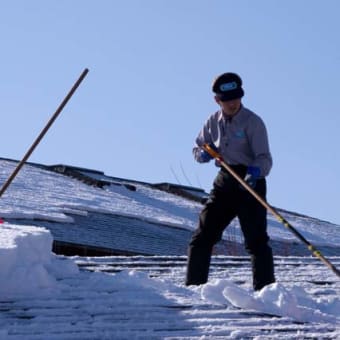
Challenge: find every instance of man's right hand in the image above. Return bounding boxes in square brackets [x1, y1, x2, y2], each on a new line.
[195, 143, 218, 163]
[198, 149, 213, 162]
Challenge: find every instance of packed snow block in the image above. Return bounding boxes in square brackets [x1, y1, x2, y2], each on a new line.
[0, 224, 78, 299]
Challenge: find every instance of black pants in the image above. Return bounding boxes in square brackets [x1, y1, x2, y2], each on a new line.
[186, 166, 275, 291]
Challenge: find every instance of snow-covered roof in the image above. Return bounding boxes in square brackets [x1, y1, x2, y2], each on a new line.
[0, 159, 340, 255]
[0, 158, 340, 338]
[1, 158, 339, 257]
[0, 224, 339, 339]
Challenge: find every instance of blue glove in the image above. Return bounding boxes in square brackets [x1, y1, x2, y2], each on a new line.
[198, 144, 218, 163]
[199, 149, 213, 162]
[244, 166, 261, 189]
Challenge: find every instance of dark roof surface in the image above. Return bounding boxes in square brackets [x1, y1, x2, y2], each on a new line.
[8, 212, 193, 255]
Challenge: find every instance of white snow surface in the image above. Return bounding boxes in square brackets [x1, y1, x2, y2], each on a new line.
[0, 160, 339, 246]
[0, 160, 339, 338]
[0, 223, 339, 339]
[0, 160, 199, 228]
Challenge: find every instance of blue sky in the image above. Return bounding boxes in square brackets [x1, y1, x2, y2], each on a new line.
[1, 1, 340, 225]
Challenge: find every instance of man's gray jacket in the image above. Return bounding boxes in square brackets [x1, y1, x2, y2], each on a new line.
[193, 105, 272, 177]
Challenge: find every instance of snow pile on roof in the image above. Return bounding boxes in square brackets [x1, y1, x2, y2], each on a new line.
[0, 223, 78, 299]
[201, 279, 338, 323]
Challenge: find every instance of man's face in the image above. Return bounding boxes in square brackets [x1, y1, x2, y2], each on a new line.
[215, 97, 241, 117]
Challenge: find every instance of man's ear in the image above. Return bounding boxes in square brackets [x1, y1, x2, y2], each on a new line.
[214, 95, 221, 105]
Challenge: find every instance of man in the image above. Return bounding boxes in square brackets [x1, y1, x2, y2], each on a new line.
[186, 72, 275, 291]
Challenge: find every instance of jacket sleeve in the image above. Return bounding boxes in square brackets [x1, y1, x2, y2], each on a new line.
[193, 117, 214, 163]
[248, 117, 273, 177]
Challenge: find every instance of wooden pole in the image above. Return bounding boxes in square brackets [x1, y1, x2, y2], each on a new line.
[0, 68, 89, 199]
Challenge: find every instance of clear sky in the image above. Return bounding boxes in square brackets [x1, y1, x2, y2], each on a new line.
[1, 1, 340, 225]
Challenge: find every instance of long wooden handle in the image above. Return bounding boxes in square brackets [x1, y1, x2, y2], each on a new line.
[203, 143, 340, 278]
[0, 68, 89, 198]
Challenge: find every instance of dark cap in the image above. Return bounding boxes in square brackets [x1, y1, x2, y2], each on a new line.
[212, 72, 244, 101]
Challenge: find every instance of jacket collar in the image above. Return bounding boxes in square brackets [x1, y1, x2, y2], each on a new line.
[218, 104, 245, 123]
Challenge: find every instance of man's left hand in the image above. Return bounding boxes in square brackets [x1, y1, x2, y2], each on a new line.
[244, 166, 261, 189]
